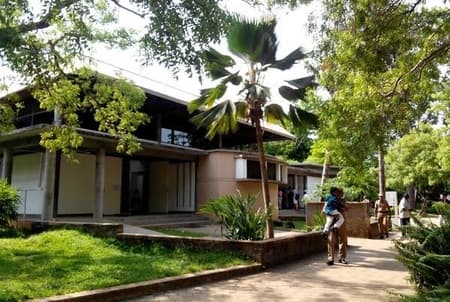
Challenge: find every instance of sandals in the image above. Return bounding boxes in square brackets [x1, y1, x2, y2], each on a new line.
[338, 258, 348, 264]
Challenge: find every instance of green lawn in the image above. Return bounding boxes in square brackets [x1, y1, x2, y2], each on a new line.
[0, 229, 252, 302]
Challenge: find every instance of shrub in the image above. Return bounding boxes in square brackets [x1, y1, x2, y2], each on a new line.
[311, 212, 326, 231]
[394, 202, 450, 301]
[0, 180, 20, 227]
[200, 191, 272, 241]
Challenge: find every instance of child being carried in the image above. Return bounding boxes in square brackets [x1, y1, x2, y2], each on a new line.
[321, 187, 345, 238]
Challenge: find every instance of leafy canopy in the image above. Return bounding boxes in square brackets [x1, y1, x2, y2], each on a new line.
[309, 0, 449, 194]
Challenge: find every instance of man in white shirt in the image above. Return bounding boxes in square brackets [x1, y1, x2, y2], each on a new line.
[399, 193, 412, 237]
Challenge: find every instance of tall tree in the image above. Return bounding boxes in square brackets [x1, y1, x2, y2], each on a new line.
[313, 0, 449, 196]
[386, 125, 443, 191]
[188, 17, 317, 238]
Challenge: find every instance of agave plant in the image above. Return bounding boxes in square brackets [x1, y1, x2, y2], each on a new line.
[200, 191, 273, 241]
[189, 16, 317, 239]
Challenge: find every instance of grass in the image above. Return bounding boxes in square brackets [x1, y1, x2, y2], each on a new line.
[274, 220, 309, 232]
[0, 229, 252, 302]
[151, 227, 209, 238]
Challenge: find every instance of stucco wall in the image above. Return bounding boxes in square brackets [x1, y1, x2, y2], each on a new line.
[58, 154, 122, 215]
[197, 151, 279, 217]
[305, 202, 370, 238]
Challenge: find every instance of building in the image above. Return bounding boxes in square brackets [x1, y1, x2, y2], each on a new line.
[0, 70, 292, 221]
[279, 163, 340, 209]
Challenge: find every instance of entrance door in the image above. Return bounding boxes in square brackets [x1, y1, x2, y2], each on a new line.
[173, 162, 195, 212]
[121, 159, 148, 214]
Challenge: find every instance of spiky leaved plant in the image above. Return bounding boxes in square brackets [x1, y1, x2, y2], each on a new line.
[189, 16, 317, 239]
[394, 202, 450, 301]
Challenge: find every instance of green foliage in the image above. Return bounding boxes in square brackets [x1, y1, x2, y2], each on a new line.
[0, 229, 251, 301]
[264, 105, 315, 162]
[200, 192, 273, 241]
[386, 124, 450, 191]
[0, 180, 20, 227]
[189, 16, 317, 138]
[31, 68, 149, 159]
[311, 0, 449, 192]
[191, 16, 317, 239]
[394, 202, 450, 301]
[310, 212, 326, 231]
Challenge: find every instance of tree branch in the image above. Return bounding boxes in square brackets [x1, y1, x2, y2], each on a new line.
[383, 41, 450, 98]
[8, 0, 79, 34]
[110, 0, 146, 18]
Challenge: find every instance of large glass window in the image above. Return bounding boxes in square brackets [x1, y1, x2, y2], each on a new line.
[247, 160, 277, 180]
[160, 128, 192, 147]
[14, 99, 53, 128]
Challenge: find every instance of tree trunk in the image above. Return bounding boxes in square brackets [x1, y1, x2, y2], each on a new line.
[254, 118, 274, 239]
[320, 150, 328, 187]
[378, 145, 386, 197]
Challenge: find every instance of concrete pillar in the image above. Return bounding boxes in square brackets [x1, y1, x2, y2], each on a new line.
[1, 148, 12, 183]
[42, 150, 56, 220]
[94, 148, 105, 219]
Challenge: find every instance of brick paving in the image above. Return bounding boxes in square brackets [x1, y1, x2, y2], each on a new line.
[126, 233, 414, 302]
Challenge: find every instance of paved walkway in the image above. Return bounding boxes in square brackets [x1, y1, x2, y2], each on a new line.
[126, 233, 414, 302]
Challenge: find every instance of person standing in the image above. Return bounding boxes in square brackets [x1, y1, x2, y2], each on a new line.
[399, 193, 412, 237]
[374, 194, 390, 239]
[278, 189, 283, 210]
[322, 187, 345, 237]
[293, 189, 300, 211]
[326, 187, 347, 265]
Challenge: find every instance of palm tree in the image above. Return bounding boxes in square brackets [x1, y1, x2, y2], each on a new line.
[188, 17, 317, 239]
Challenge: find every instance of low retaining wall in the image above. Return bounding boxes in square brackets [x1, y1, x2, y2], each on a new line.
[33, 264, 263, 302]
[16, 219, 123, 238]
[306, 202, 371, 238]
[117, 231, 326, 267]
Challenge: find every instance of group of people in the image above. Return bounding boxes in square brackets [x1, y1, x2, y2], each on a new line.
[321, 187, 348, 265]
[278, 188, 302, 211]
[320, 188, 417, 265]
[371, 193, 412, 239]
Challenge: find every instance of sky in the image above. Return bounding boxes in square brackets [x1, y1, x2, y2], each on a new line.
[85, 1, 322, 106]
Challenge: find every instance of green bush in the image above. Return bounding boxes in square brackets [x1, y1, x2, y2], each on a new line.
[311, 212, 326, 231]
[0, 180, 20, 227]
[200, 191, 272, 241]
[394, 202, 450, 301]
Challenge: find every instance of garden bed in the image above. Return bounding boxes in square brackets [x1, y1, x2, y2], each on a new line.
[117, 231, 326, 267]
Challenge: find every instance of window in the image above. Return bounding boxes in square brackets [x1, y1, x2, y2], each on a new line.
[246, 160, 277, 180]
[161, 128, 192, 147]
[14, 99, 53, 128]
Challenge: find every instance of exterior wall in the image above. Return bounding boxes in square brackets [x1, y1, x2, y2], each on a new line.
[197, 150, 281, 217]
[59, 154, 96, 214]
[306, 176, 322, 197]
[305, 201, 370, 238]
[11, 153, 45, 215]
[58, 154, 122, 215]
